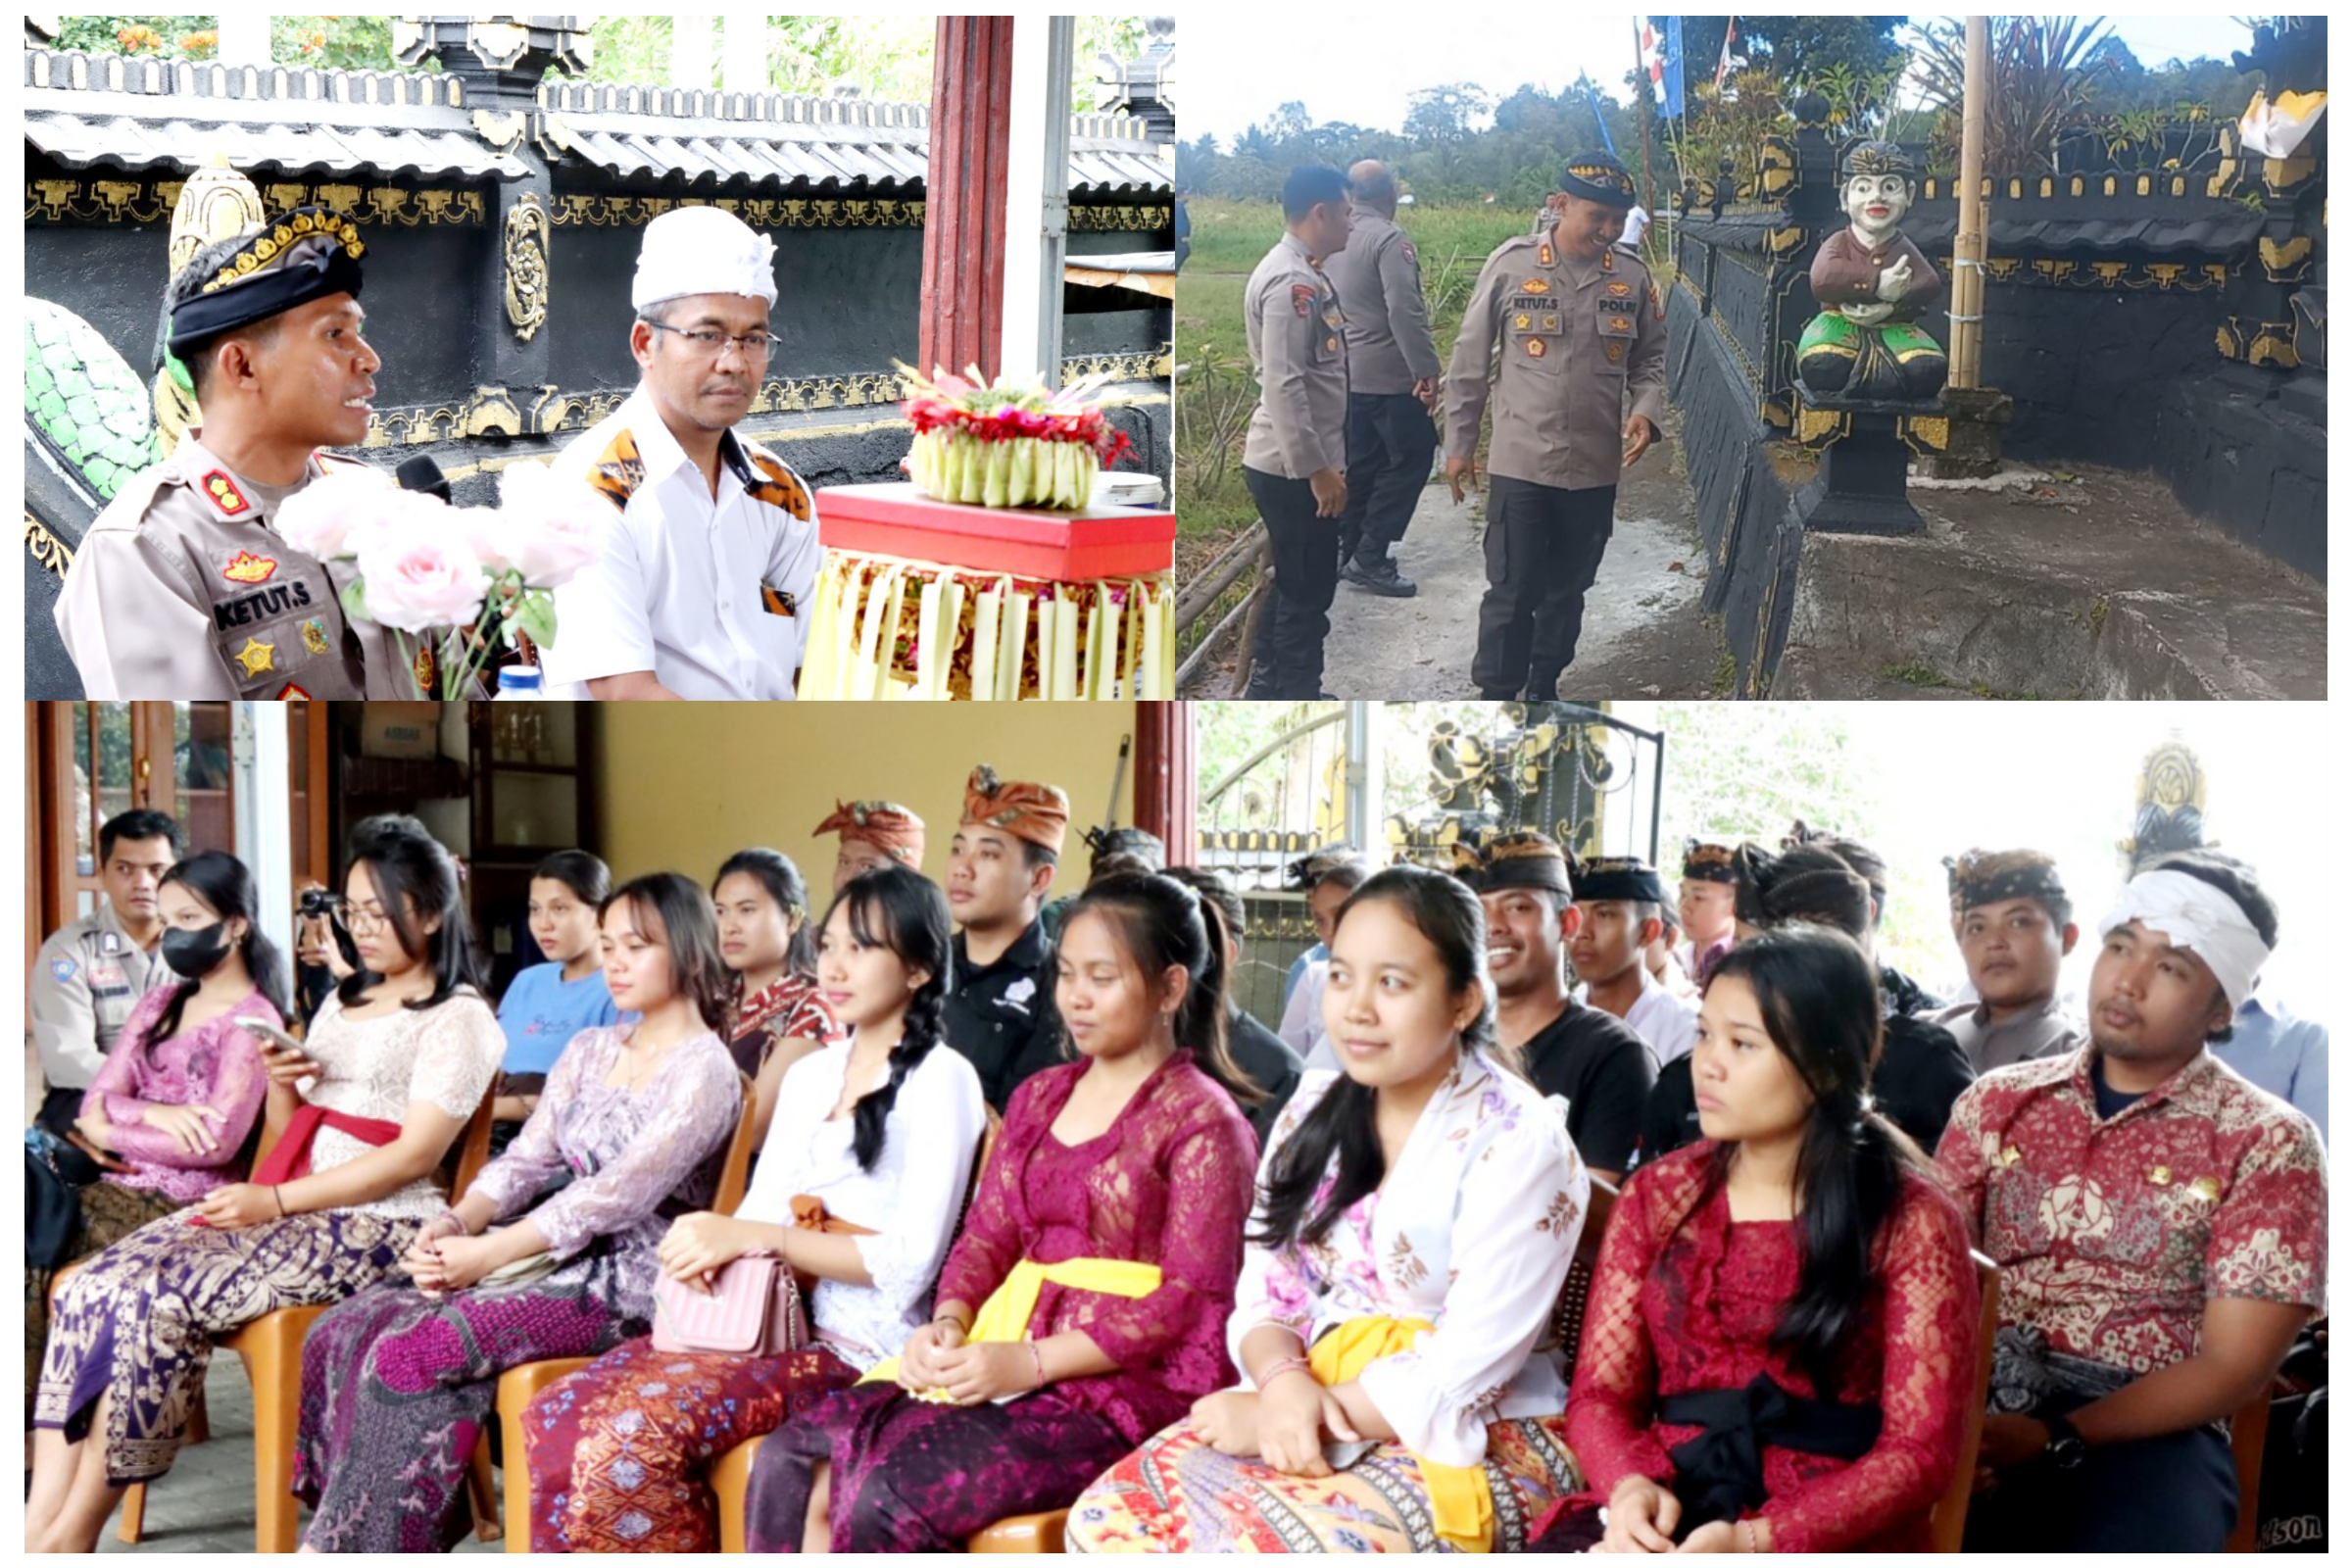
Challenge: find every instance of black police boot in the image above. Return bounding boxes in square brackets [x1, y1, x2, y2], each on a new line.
[1342, 549, 1417, 598]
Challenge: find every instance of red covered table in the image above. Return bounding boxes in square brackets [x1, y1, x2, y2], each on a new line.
[800, 482, 1175, 701]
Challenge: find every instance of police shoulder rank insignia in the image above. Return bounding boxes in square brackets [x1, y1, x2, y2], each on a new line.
[232, 635, 277, 676]
[1290, 283, 1316, 317]
[201, 469, 251, 516]
[1538, 242, 1554, 268]
[277, 682, 313, 701]
[414, 643, 436, 692]
[1601, 250, 1616, 271]
[50, 958, 77, 984]
[221, 549, 276, 584]
[300, 618, 330, 655]
[760, 582, 798, 617]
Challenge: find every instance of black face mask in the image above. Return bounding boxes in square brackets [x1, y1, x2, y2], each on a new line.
[161, 922, 234, 980]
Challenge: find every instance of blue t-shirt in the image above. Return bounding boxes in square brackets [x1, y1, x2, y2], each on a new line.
[496, 962, 621, 1077]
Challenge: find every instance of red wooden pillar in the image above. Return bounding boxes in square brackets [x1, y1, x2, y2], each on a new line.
[1134, 701, 1197, 866]
[920, 16, 1012, 377]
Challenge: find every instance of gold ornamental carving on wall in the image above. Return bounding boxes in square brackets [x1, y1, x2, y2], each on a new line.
[504, 191, 552, 342]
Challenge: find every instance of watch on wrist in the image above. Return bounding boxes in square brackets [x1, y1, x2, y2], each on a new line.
[2042, 1412, 2087, 1471]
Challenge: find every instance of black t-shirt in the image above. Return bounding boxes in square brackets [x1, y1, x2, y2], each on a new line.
[944, 919, 1063, 1114]
[2090, 1054, 2147, 1120]
[1639, 1000, 1977, 1162]
[1225, 1001, 1304, 1151]
[1517, 999, 1657, 1175]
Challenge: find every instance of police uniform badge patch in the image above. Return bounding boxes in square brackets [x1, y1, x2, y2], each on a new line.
[1400, 240, 1417, 265]
[201, 470, 251, 516]
[277, 682, 313, 700]
[1522, 278, 1550, 295]
[1607, 280, 1633, 297]
[413, 643, 435, 693]
[1514, 313, 1532, 330]
[1527, 337, 1547, 359]
[1291, 283, 1316, 318]
[300, 618, 330, 655]
[50, 958, 77, 984]
[221, 550, 276, 584]
[233, 636, 277, 676]
[1606, 342, 1625, 363]
[1610, 316, 1635, 333]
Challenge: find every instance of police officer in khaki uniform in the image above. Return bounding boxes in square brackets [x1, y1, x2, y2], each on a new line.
[55, 207, 416, 699]
[1240, 165, 1352, 700]
[1445, 154, 1669, 700]
[1327, 160, 1442, 598]
[28, 809, 179, 1138]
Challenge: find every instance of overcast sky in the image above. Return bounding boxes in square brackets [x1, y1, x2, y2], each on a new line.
[1185, 15, 2263, 143]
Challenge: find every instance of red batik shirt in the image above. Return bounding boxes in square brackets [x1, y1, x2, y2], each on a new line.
[1935, 1046, 2327, 1375]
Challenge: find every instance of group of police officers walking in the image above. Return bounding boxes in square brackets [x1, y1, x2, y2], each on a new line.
[1240, 153, 1668, 700]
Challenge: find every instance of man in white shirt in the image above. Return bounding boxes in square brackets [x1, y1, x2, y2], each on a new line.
[544, 206, 821, 699]
[1569, 854, 1699, 1066]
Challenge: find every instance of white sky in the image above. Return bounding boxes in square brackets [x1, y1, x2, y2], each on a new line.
[1610, 701, 2335, 1032]
[1185, 14, 2264, 142]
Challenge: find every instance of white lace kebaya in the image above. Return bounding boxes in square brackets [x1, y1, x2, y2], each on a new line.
[738, 1034, 988, 1368]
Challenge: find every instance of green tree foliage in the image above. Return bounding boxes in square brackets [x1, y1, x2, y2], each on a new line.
[1188, 79, 1671, 210]
[1672, 15, 1908, 87]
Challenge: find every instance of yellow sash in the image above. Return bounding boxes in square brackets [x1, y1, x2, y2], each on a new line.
[1310, 1316, 1494, 1553]
[861, 1256, 1163, 1400]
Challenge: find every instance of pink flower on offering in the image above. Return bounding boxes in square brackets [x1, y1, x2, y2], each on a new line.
[274, 470, 398, 560]
[491, 462, 601, 587]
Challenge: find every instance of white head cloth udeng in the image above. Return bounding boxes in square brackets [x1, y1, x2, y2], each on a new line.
[2098, 868, 2271, 1010]
[631, 206, 778, 310]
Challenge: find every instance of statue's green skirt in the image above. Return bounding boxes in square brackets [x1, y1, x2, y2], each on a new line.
[1799, 311, 1946, 363]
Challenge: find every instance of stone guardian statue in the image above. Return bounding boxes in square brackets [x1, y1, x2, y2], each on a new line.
[1797, 140, 1948, 400]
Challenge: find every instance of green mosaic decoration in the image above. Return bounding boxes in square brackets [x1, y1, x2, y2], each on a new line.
[25, 298, 164, 501]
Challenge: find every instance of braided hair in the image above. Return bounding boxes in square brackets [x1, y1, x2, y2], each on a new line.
[822, 864, 953, 1173]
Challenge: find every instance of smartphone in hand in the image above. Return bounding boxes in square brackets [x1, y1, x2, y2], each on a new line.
[245, 1019, 318, 1070]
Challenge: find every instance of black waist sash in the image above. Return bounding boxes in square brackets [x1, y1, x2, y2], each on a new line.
[1659, 1373, 1884, 1532]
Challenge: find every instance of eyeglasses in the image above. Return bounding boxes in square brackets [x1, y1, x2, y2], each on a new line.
[647, 321, 781, 362]
[344, 904, 394, 933]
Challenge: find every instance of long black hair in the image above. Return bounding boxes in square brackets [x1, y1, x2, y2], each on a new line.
[1254, 865, 1498, 1251]
[1698, 925, 1921, 1386]
[821, 864, 953, 1171]
[152, 851, 290, 1042]
[1054, 871, 1261, 1106]
[337, 814, 482, 1010]
[605, 872, 733, 1033]
[713, 848, 819, 977]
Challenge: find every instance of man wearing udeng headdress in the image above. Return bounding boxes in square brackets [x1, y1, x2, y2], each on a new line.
[544, 205, 822, 700]
[1796, 140, 1949, 401]
[55, 209, 409, 698]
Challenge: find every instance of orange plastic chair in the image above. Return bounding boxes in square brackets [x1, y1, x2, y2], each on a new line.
[1928, 1251, 2003, 1553]
[491, 1072, 760, 1547]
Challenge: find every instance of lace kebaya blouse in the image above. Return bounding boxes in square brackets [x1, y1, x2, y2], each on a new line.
[81, 985, 277, 1203]
[933, 1049, 1258, 1445]
[1563, 1144, 1978, 1553]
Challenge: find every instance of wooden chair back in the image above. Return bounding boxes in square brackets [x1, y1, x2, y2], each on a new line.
[1545, 1175, 1619, 1378]
[2225, 1385, 2275, 1552]
[715, 1071, 760, 1217]
[1929, 1250, 2002, 1553]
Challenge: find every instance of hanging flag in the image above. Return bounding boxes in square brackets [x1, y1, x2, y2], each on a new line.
[1661, 16, 1686, 119]
[1716, 17, 1739, 89]
[1577, 71, 1618, 156]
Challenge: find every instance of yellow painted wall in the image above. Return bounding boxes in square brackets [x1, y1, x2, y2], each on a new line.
[595, 703, 1137, 892]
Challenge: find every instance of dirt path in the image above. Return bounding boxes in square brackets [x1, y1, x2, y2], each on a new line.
[1189, 409, 1730, 699]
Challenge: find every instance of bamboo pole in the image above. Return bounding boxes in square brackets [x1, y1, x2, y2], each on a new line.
[1951, 15, 1990, 389]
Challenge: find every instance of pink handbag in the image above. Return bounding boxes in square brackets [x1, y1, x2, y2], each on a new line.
[651, 1252, 810, 1356]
